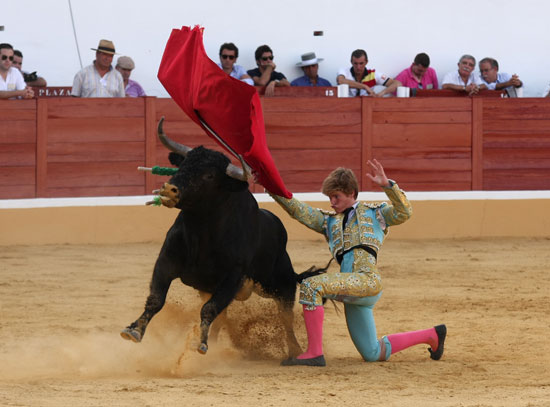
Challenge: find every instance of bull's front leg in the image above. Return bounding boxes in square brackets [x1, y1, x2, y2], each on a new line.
[197, 272, 243, 354]
[121, 261, 174, 343]
[198, 291, 229, 344]
[276, 298, 303, 358]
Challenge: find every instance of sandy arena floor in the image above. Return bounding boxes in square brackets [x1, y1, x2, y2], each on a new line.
[0, 237, 549, 406]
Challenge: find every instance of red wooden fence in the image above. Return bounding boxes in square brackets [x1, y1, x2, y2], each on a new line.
[0, 100, 36, 199]
[1, 96, 550, 199]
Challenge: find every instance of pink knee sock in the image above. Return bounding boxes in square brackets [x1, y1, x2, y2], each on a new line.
[298, 304, 324, 359]
[386, 327, 438, 355]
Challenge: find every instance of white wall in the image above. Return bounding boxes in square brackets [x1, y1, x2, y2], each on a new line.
[3, 0, 550, 96]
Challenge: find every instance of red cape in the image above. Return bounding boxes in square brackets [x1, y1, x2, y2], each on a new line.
[157, 26, 292, 198]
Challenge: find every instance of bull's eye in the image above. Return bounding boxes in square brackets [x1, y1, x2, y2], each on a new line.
[171, 188, 177, 193]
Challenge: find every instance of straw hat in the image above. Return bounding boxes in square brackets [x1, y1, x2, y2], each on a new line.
[91, 39, 117, 55]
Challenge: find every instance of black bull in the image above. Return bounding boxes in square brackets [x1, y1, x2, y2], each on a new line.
[121, 120, 322, 357]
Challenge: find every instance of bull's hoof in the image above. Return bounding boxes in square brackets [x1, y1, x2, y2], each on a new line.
[120, 327, 142, 343]
[197, 343, 208, 354]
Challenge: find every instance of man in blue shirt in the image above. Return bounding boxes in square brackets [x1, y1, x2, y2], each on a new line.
[478, 57, 522, 97]
[217, 43, 253, 86]
[291, 52, 332, 87]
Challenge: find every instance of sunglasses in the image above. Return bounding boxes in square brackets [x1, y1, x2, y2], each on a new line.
[1, 55, 14, 61]
[221, 54, 235, 60]
[261, 56, 274, 61]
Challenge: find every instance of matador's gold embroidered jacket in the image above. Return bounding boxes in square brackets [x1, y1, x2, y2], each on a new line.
[271, 182, 412, 264]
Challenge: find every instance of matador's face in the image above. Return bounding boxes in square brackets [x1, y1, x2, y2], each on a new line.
[329, 191, 356, 214]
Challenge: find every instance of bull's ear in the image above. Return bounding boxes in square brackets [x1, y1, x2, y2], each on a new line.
[168, 152, 185, 167]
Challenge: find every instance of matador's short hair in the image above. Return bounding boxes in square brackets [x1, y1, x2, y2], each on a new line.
[322, 167, 359, 199]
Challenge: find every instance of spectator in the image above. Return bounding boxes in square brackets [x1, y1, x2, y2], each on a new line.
[0, 43, 34, 99]
[217, 43, 253, 86]
[479, 57, 522, 97]
[12, 50, 47, 87]
[337, 49, 401, 97]
[13, 50, 43, 87]
[247, 45, 290, 97]
[441, 54, 486, 96]
[71, 39, 125, 98]
[291, 52, 332, 87]
[115, 56, 146, 97]
[394, 52, 438, 90]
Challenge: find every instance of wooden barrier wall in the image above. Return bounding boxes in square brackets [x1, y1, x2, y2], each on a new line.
[38, 98, 147, 197]
[482, 99, 550, 190]
[1, 96, 550, 199]
[368, 98, 473, 191]
[0, 100, 36, 199]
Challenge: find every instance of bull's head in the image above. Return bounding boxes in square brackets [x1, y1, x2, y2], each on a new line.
[155, 118, 250, 209]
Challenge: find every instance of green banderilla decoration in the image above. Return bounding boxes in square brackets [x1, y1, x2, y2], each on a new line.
[138, 166, 178, 176]
[146, 196, 163, 206]
[138, 166, 178, 206]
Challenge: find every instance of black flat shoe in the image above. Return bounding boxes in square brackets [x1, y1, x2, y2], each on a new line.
[428, 324, 447, 360]
[281, 355, 326, 366]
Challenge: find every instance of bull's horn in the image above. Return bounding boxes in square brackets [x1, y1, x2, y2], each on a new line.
[157, 117, 192, 156]
[226, 162, 248, 182]
[158, 117, 248, 182]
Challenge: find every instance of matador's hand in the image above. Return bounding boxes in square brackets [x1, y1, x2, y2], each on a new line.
[366, 159, 391, 188]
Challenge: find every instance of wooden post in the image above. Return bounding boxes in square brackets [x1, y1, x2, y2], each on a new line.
[144, 96, 157, 195]
[35, 98, 48, 197]
[471, 98, 483, 190]
[361, 97, 373, 191]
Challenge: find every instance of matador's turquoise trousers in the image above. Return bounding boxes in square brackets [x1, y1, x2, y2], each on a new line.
[299, 250, 392, 361]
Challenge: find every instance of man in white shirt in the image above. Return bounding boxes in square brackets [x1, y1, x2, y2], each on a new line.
[0, 43, 34, 99]
[337, 49, 400, 97]
[71, 39, 125, 98]
[441, 54, 486, 96]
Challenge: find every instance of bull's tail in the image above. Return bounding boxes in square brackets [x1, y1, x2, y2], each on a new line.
[295, 257, 334, 283]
